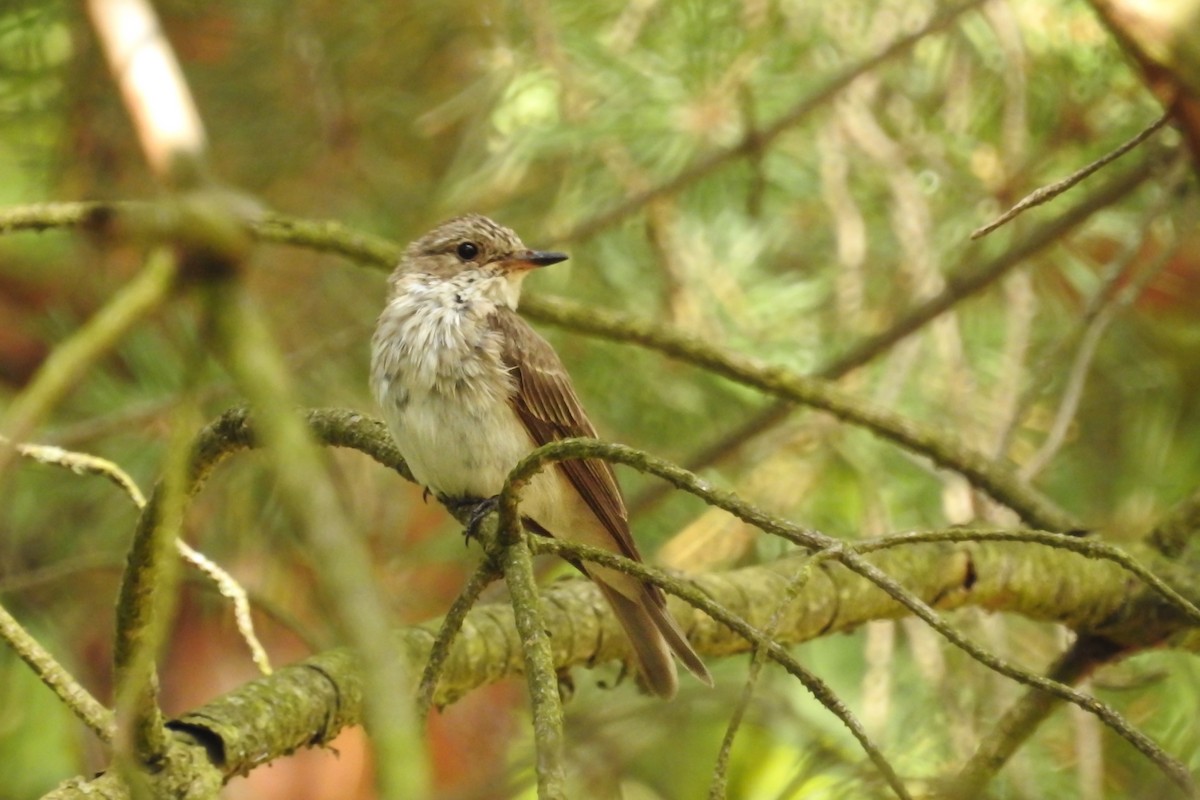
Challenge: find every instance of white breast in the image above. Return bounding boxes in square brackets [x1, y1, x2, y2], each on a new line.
[370, 274, 541, 502]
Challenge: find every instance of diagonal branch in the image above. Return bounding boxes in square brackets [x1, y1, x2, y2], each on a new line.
[520, 299, 1078, 531]
[507, 438, 1196, 794]
[945, 635, 1126, 798]
[0, 252, 177, 478]
[628, 157, 1159, 510]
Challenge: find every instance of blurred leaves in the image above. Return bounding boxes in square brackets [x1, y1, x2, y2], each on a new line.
[2, 0, 1199, 798]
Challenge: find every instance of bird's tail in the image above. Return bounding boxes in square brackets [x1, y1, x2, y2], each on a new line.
[595, 580, 713, 699]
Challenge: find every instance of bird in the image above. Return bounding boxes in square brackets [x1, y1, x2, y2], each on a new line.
[370, 214, 712, 698]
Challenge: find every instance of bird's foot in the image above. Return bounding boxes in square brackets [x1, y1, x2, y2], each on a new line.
[442, 494, 501, 544]
[466, 495, 500, 541]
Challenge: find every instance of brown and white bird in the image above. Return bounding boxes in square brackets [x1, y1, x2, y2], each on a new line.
[370, 214, 711, 697]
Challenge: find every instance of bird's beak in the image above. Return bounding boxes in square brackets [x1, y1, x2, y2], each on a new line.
[504, 249, 569, 271]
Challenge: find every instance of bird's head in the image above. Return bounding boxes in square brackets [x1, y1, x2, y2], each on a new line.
[394, 214, 567, 302]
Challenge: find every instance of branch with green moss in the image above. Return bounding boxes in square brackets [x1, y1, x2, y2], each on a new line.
[41, 511, 1200, 800]
[46, 407, 1182, 799]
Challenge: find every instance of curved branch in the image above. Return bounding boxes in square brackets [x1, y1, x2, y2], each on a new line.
[504, 438, 1195, 795]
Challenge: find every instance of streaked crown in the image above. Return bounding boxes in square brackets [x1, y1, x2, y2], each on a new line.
[397, 214, 528, 278]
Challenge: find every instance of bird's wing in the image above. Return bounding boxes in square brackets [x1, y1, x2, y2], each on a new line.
[491, 308, 643, 563]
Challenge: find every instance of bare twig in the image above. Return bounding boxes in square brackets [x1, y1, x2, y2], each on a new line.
[1, 436, 272, 675]
[971, 113, 1170, 239]
[415, 558, 501, 720]
[175, 541, 272, 675]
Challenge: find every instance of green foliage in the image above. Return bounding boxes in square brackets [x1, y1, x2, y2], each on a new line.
[1, 0, 1198, 797]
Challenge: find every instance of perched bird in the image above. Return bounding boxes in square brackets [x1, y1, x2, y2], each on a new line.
[370, 214, 711, 698]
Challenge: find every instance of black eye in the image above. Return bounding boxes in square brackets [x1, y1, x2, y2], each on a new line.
[456, 242, 479, 261]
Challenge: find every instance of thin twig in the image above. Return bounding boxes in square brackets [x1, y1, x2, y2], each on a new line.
[991, 174, 1177, 465]
[971, 113, 1170, 239]
[834, 553, 1191, 794]
[946, 636, 1124, 798]
[416, 558, 501, 721]
[501, 441, 903, 799]
[1019, 222, 1181, 480]
[175, 541, 273, 675]
[511, 438, 1194, 794]
[709, 551, 912, 800]
[0, 553, 320, 655]
[530, 537, 911, 800]
[0, 600, 115, 743]
[855, 528, 1200, 626]
[1, 436, 273, 675]
[521, 295, 1078, 532]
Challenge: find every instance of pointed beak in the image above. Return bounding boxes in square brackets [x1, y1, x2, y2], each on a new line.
[503, 249, 569, 271]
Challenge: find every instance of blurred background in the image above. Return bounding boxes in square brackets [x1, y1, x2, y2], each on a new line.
[1, 0, 1198, 797]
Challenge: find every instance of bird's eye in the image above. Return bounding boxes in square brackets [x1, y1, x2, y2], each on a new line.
[456, 242, 479, 261]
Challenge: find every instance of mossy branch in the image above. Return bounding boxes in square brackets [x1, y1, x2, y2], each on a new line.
[44, 519, 1200, 800]
[503, 438, 1194, 794]
[168, 411, 1200, 796]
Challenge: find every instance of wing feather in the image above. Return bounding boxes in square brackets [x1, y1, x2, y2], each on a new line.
[492, 309, 643, 564]
[494, 308, 713, 689]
